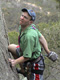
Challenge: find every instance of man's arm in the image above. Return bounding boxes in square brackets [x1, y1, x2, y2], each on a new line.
[9, 56, 29, 67]
[39, 34, 58, 62]
[39, 34, 50, 54]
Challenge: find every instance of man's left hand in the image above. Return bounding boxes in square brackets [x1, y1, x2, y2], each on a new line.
[47, 51, 58, 62]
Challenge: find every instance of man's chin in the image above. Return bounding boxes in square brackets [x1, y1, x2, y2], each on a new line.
[20, 22, 22, 25]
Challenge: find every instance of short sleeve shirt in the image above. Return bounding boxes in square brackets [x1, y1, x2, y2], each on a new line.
[31, 24, 42, 38]
[19, 25, 42, 60]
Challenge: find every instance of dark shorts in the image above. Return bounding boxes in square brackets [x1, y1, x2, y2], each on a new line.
[29, 73, 43, 80]
[27, 59, 44, 80]
[16, 47, 20, 58]
[25, 55, 45, 80]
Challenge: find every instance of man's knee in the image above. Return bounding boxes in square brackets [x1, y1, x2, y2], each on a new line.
[8, 44, 14, 51]
[8, 44, 18, 59]
[8, 44, 11, 51]
[8, 44, 17, 53]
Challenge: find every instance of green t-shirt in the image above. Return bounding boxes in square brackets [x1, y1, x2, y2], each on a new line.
[19, 24, 42, 59]
[31, 24, 42, 38]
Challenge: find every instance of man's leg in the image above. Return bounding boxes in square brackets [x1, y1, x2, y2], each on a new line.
[8, 44, 26, 75]
[8, 44, 18, 59]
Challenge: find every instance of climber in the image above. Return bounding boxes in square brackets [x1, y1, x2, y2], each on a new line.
[8, 8, 58, 80]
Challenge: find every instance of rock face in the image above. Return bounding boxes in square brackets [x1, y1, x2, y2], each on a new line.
[0, 7, 20, 80]
[0, 0, 60, 80]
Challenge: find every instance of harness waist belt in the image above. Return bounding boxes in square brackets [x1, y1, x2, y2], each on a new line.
[32, 56, 41, 63]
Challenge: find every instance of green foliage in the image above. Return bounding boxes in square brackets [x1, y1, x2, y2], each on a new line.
[37, 21, 60, 52]
[39, 21, 60, 78]
[8, 31, 19, 44]
[37, 22, 50, 32]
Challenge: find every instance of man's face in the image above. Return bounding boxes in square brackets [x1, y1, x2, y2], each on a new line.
[20, 12, 32, 26]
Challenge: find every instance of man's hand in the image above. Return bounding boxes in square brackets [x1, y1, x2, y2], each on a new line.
[8, 56, 29, 67]
[9, 58, 16, 67]
[47, 51, 58, 62]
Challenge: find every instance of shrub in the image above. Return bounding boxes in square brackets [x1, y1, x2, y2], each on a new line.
[8, 31, 19, 44]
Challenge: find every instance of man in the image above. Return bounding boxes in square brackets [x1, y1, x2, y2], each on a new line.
[8, 8, 58, 80]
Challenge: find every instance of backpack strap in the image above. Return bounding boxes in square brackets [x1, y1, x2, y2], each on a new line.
[31, 25, 36, 30]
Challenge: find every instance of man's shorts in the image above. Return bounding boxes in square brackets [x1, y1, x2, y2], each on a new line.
[28, 54, 45, 80]
[28, 61, 44, 80]
[16, 45, 20, 58]
[28, 73, 43, 80]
